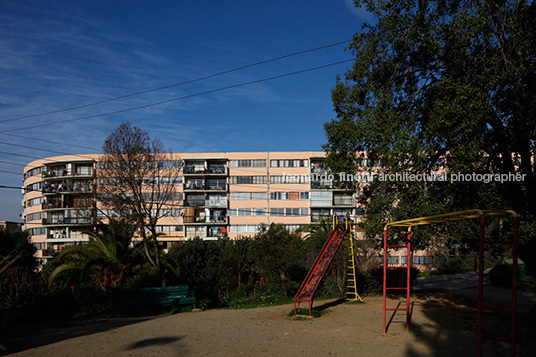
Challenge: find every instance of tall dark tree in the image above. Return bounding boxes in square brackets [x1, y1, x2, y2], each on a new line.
[324, 1, 536, 272]
[98, 122, 182, 284]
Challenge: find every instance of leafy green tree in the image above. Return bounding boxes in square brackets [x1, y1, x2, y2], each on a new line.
[250, 224, 307, 296]
[0, 230, 37, 281]
[49, 219, 136, 289]
[325, 0, 536, 273]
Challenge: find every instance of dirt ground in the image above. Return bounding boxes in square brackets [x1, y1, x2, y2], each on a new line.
[2, 287, 535, 357]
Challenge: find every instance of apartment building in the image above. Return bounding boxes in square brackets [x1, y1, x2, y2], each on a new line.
[22, 151, 433, 269]
[22, 152, 363, 263]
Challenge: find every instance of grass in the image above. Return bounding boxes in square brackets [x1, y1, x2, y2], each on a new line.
[225, 294, 293, 309]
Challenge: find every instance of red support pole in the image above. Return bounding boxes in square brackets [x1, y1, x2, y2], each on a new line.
[477, 214, 485, 357]
[406, 228, 412, 332]
[383, 228, 388, 333]
[510, 216, 519, 357]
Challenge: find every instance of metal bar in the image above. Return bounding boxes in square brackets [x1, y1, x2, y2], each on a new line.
[511, 216, 519, 357]
[406, 228, 412, 332]
[383, 228, 387, 333]
[385, 266, 410, 269]
[477, 214, 485, 357]
[386, 287, 408, 290]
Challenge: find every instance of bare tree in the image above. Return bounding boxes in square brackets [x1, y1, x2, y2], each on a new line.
[97, 122, 182, 284]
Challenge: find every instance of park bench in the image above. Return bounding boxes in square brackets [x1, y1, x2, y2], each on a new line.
[113, 285, 195, 311]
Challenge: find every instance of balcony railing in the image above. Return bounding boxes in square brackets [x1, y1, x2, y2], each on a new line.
[183, 216, 227, 224]
[42, 169, 93, 178]
[42, 217, 92, 225]
[42, 185, 93, 194]
[205, 199, 227, 207]
[184, 167, 227, 175]
[333, 197, 354, 206]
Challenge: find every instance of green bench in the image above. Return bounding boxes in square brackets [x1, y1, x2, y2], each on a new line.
[113, 285, 195, 310]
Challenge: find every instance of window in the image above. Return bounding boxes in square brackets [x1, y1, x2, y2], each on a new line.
[387, 256, 399, 265]
[26, 212, 46, 221]
[229, 225, 261, 233]
[284, 225, 305, 232]
[229, 208, 266, 216]
[24, 166, 44, 179]
[310, 191, 332, 207]
[230, 192, 267, 200]
[270, 159, 308, 168]
[229, 159, 266, 168]
[270, 192, 308, 200]
[229, 176, 267, 184]
[270, 175, 309, 184]
[26, 181, 44, 192]
[270, 208, 308, 216]
[155, 225, 183, 232]
[29, 228, 46, 236]
[27, 197, 45, 207]
[413, 256, 433, 264]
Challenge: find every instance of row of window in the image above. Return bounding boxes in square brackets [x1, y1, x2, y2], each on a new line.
[229, 159, 267, 168]
[26, 212, 46, 221]
[270, 159, 308, 168]
[26, 197, 45, 207]
[24, 166, 44, 179]
[96, 160, 183, 170]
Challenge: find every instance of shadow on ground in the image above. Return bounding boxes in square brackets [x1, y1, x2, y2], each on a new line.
[0, 316, 154, 355]
[391, 288, 536, 357]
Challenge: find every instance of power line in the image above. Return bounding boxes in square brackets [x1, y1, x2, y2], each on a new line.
[0, 160, 25, 167]
[4, 59, 354, 134]
[0, 170, 21, 175]
[0, 132, 101, 152]
[0, 39, 350, 124]
[0, 150, 43, 160]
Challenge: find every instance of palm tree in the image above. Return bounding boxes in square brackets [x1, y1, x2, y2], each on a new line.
[50, 219, 136, 290]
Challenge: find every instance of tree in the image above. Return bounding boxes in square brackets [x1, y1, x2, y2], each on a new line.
[250, 224, 306, 296]
[0, 230, 37, 280]
[49, 219, 137, 289]
[98, 122, 182, 284]
[324, 1, 536, 272]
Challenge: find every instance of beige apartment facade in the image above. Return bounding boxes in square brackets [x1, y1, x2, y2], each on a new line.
[22, 151, 434, 269]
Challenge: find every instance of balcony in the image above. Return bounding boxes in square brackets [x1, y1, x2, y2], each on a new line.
[333, 197, 354, 206]
[205, 199, 227, 208]
[42, 217, 93, 226]
[184, 167, 227, 175]
[184, 182, 227, 191]
[42, 168, 93, 179]
[42, 184, 93, 194]
[183, 215, 228, 224]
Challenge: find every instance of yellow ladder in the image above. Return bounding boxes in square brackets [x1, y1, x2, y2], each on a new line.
[346, 230, 363, 302]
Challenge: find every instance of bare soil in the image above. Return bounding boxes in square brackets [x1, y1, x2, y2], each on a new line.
[2, 288, 535, 356]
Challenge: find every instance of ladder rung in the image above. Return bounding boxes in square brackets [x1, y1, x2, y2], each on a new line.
[386, 287, 408, 290]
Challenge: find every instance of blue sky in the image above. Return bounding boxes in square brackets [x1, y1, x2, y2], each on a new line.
[0, 0, 371, 221]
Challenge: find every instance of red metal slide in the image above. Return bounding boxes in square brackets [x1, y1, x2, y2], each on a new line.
[293, 228, 348, 315]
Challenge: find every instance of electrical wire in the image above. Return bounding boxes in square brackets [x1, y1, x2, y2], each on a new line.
[0, 39, 351, 124]
[0, 132, 101, 152]
[3, 59, 354, 133]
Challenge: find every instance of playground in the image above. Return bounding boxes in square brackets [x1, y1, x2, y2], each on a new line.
[4, 285, 536, 356]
